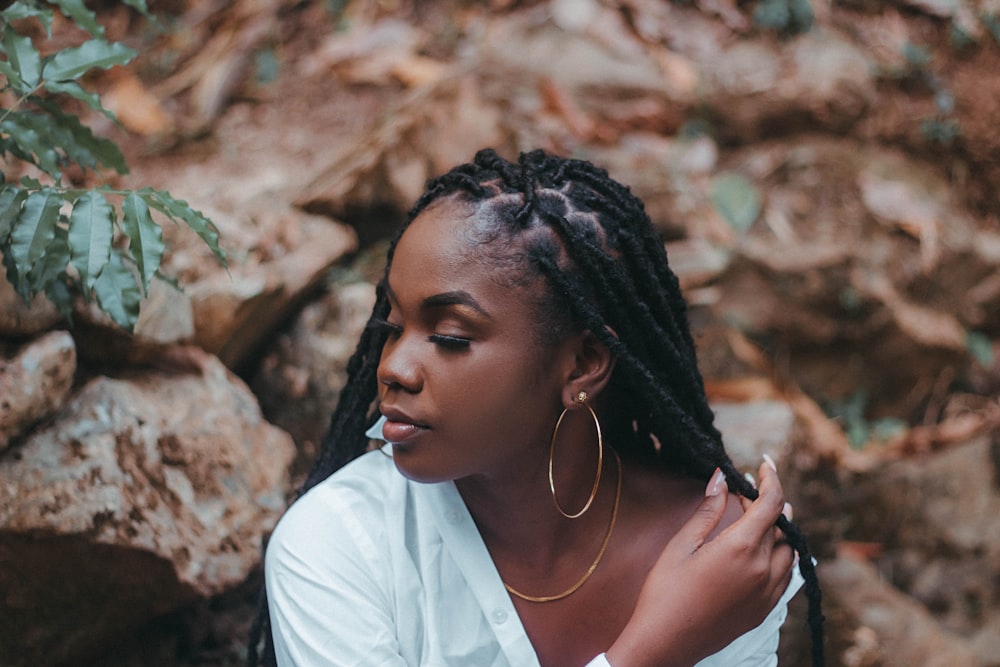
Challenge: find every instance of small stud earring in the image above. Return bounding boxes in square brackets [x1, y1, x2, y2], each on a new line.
[575, 391, 588, 404]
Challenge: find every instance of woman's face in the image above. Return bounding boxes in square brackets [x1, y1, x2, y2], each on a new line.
[376, 199, 574, 484]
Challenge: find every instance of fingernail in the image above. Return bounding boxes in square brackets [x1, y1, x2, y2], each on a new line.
[763, 453, 778, 473]
[744, 471, 757, 489]
[706, 468, 726, 497]
[783, 502, 793, 521]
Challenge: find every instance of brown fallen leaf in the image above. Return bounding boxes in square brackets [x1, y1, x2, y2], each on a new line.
[102, 70, 174, 136]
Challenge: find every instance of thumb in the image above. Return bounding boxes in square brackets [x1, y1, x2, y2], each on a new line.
[674, 468, 729, 551]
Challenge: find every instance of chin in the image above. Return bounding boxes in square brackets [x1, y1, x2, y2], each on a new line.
[391, 451, 453, 484]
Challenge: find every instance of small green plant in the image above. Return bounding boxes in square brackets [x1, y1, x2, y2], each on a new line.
[708, 172, 762, 234]
[1, 0, 225, 331]
[753, 0, 814, 35]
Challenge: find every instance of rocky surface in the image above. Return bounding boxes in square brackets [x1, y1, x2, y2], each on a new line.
[1, 0, 999, 665]
[0, 350, 294, 666]
[0, 331, 76, 453]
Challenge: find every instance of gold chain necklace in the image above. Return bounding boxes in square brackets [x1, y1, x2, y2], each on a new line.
[503, 450, 622, 603]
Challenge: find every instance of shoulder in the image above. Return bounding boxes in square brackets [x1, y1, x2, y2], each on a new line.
[266, 449, 402, 564]
[621, 459, 744, 542]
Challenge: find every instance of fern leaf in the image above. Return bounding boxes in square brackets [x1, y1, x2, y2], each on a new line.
[122, 192, 164, 293]
[42, 39, 135, 83]
[47, 0, 104, 38]
[120, 0, 151, 16]
[137, 187, 227, 265]
[0, 61, 20, 89]
[1, 241, 29, 301]
[37, 100, 128, 173]
[45, 80, 118, 123]
[1, 111, 63, 179]
[1, 25, 42, 88]
[68, 190, 114, 291]
[10, 188, 61, 276]
[93, 249, 141, 331]
[0, 186, 26, 240]
[3, 3, 55, 36]
[27, 221, 70, 296]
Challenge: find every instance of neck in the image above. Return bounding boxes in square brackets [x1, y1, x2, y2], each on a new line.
[455, 442, 619, 571]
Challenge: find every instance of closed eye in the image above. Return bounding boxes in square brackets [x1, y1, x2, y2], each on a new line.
[428, 333, 471, 351]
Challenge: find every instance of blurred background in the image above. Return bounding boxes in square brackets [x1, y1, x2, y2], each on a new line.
[1, 0, 999, 665]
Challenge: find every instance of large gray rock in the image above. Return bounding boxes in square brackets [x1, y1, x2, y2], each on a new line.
[0, 331, 76, 453]
[0, 350, 295, 666]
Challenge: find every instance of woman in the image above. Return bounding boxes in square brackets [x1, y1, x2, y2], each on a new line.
[249, 149, 824, 666]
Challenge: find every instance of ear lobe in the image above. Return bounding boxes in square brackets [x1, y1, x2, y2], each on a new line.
[563, 329, 616, 407]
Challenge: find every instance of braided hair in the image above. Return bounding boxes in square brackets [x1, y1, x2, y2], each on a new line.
[248, 148, 824, 666]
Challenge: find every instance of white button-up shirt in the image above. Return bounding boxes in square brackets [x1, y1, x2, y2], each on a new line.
[266, 427, 803, 667]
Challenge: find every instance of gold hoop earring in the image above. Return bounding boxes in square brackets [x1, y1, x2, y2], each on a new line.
[548, 391, 603, 519]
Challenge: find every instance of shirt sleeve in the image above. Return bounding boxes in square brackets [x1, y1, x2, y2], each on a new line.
[592, 565, 805, 667]
[265, 484, 408, 667]
[692, 562, 806, 667]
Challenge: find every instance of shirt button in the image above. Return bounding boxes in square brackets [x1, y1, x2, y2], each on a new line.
[446, 509, 461, 524]
[491, 608, 508, 625]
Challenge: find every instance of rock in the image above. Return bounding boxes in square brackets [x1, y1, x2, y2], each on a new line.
[711, 399, 797, 470]
[702, 31, 875, 140]
[72, 212, 357, 371]
[666, 237, 733, 291]
[478, 9, 667, 98]
[800, 434, 1000, 665]
[0, 350, 295, 666]
[0, 330, 76, 453]
[296, 73, 508, 236]
[70, 276, 197, 368]
[819, 556, 981, 666]
[584, 133, 720, 239]
[857, 149, 979, 274]
[475, 8, 686, 138]
[711, 139, 994, 417]
[252, 280, 377, 478]
[0, 271, 62, 336]
[186, 213, 357, 368]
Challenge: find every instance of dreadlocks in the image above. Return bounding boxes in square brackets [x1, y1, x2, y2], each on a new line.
[248, 148, 824, 666]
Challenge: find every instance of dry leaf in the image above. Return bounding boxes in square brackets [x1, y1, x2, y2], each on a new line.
[103, 71, 173, 136]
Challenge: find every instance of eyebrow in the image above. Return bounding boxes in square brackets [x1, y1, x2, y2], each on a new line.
[385, 284, 493, 320]
[424, 290, 493, 319]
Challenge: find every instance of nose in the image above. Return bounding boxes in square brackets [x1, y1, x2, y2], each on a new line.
[377, 332, 423, 393]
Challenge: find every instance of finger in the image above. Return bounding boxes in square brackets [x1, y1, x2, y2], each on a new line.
[738, 472, 756, 513]
[674, 468, 730, 550]
[767, 548, 796, 607]
[728, 458, 786, 538]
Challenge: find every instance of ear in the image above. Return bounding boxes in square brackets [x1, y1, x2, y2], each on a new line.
[561, 327, 617, 408]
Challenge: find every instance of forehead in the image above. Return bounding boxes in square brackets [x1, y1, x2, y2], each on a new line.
[388, 198, 534, 310]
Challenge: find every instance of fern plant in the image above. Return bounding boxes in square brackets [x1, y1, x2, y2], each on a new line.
[0, 0, 226, 331]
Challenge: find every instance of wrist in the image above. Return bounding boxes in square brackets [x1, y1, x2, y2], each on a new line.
[606, 626, 694, 667]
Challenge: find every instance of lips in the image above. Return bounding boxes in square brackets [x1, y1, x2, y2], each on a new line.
[379, 406, 429, 444]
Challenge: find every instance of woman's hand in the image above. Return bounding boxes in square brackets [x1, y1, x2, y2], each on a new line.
[606, 459, 794, 667]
